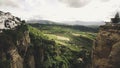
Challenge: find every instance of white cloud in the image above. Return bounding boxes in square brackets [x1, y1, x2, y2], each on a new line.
[100, 0, 110, 2]
[0, 0, 120, 24]
[0, 0, 20, 7]
[59, 0, 92, 8]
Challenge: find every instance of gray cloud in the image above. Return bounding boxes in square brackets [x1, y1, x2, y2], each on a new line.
[100, 0, 110, 2]
[59, 0, 92, 8]
[0, 0, 19, 7]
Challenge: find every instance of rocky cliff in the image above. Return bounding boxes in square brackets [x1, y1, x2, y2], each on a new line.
[0, 11, 30, 68]
[92, 25, 120, 68]
[0, 26, 30, 68]
[0, 11, 36, 68]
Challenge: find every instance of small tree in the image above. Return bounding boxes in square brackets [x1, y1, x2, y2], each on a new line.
[111, 12, 120, 23]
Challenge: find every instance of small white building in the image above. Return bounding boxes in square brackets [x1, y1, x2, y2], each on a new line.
[0, 11, 22, 30]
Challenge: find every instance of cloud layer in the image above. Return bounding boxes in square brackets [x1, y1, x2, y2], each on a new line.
[59, 0, 92, 8]
[0, 0, 19, 7]
[0, 0, 119, 25]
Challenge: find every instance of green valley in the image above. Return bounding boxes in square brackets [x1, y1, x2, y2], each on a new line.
[28, 23, 97, 68]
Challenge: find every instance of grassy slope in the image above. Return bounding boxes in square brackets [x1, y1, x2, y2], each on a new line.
[28, 23, 97, 68]
[29, 24, 97, 51]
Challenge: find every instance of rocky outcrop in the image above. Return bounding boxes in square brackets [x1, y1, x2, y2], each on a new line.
[0, 27, 31, 68]
[92, 25, 120, 68]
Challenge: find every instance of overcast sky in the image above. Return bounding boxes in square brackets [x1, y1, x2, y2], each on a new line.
[0, 0, 120, 23]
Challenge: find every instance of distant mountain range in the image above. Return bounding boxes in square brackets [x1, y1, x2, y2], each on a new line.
[62, 21, 105, 25]
[27, 20, 105, 25]
[27, 20, 56, 24]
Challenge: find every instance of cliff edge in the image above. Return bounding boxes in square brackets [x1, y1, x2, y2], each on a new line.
[92, 24, 120, 68]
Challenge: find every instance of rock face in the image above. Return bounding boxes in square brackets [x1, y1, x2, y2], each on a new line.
[92, 25, 120, 68]
[0, 26, 31, 68]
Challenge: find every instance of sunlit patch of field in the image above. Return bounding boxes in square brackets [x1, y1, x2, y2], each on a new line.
[44, 34, 70, 41]
[56, 36, 70, 41]
[72, 33, 80, 36]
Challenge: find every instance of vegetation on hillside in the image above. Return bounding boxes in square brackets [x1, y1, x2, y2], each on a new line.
[0, 22, 97, 68]
[28, 23, 97, 68]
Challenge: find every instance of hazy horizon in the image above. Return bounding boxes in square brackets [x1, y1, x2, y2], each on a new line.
[0, 0, 120, 25]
